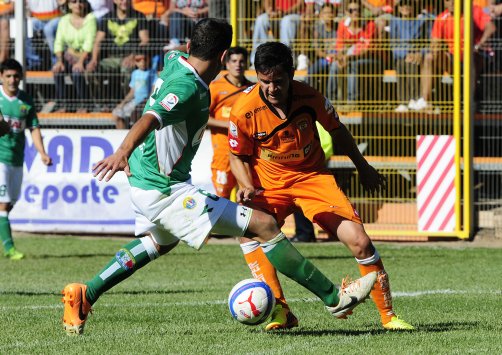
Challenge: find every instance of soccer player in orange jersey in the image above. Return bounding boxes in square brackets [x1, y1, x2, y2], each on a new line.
[229, 42, 414, 331]
[208, 47, 253, 198]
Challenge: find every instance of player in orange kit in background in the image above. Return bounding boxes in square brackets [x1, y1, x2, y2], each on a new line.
[208, 47, 253, 198]
[229, 42, 415, 331]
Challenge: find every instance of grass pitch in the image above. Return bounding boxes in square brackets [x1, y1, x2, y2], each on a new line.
[1, 234, 501, 354]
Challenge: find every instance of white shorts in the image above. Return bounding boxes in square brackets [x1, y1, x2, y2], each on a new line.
[0, 163, 23, 205]
[131, 182, 252, 249]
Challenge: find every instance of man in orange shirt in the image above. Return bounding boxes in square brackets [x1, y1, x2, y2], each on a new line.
[229, 41, 414, 331]
[208, 47, 253, 198]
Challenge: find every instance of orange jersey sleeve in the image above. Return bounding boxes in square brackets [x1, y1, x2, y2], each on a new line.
[229, 81, 341, 190]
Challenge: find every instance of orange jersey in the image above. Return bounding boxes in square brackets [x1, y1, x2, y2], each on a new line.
[229, 80, 341, 191]
[209, 74, 254, 138]
[209, 74, 253, 197]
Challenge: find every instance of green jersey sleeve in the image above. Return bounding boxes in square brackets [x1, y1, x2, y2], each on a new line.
[144, 76, 198, 128]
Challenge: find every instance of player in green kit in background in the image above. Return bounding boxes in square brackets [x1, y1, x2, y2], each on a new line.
[61, 18, 376, 336]
[0, 59, 52, 260]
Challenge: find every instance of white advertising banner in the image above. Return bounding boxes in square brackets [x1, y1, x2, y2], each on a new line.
[10, 129, 214, 234]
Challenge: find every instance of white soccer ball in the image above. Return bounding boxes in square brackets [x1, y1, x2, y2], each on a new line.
[228, 278, 276, 325]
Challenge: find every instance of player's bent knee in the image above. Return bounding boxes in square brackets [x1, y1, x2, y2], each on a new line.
[246, 210, 280, 240]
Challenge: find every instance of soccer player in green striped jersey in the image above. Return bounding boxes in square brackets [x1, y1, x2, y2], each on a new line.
[61, 18, 376, 336]
[0, 59, 52, 260]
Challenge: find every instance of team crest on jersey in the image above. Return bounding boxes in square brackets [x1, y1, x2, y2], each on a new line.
[229, 138, 238, 148]
[20, 104, 29, 115]
[160, 93, 179, 111]
[116, 249, 135, 270]
[229, 121, 238, 137]
[183, 197, 197, 209]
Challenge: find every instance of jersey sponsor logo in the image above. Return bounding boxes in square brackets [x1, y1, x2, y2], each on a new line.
[183, 196, 197, 209]
[160, 93, 179, 111]
[260, 148, 304, 162]
[115, 248, 136, 271]
[219, 91, 228, 95]
[200, 92, 207, 99]
[229, 138, 238, 148]
[168, 52, 177, 60]
[3, 116, 25, 133]
[253, 131, 267, 139]
[229, 121, 238, 137]
[297, 119, 308, 130]
[279, 130, 295, 143]
[245, 105, 268, 119]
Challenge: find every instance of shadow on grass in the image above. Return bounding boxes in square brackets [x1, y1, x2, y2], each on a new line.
[29, 253, 114, 259]
[307, 255, 354, 261]
[0, 289, 200, 297]
[273, 321, 480, 336]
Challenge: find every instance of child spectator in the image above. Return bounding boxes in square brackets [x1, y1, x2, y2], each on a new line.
[111, 52, 156, 129]
[52, 0, 97, 113]
[390, 0, 429, 112]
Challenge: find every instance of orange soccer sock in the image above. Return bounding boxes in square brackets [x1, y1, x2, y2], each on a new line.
[241, 241, 288, 309]
[358, 258, 395, 324]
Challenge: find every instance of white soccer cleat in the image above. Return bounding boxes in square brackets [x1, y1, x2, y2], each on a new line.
[326, 271, 377, 319]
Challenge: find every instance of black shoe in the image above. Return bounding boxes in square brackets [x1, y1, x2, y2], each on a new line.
[289, 235, 316, 243]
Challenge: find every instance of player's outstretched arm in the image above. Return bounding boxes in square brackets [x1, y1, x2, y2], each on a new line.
[93, 113, 160, 181]
[331, 123, 386, 194]
[229, 153, 257, 203]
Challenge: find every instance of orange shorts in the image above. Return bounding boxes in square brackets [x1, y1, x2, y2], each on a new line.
[211, 152, 236, 199]
[250, 171, 362, 225]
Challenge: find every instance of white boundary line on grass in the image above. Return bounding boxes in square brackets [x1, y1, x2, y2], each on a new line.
[1, 289, 500, 311]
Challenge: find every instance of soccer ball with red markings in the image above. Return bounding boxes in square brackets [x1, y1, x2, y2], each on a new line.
[228, 278, 276, 325]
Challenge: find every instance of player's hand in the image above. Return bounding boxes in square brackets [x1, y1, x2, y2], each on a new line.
[93, 150, 131, 182]
[358, 163, 387, 195]
[40, 153, 53, 166]
[236, 186, 258, 204]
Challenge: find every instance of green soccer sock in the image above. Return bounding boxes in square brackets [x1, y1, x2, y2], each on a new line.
[261, 233, 340, 306]
[85, 237, 160, 304]
[0, 215, 14, 253]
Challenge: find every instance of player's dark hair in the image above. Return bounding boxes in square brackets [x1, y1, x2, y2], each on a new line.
[0, 58, 23, 74]
[254, 42, 294, 76]
[225, 46, 248, 63]
[189, 18, 232, 61]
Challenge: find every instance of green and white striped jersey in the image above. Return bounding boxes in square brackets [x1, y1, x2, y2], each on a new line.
[128, 51, 211, 195]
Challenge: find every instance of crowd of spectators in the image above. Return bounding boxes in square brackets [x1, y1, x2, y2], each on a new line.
[0, 0, 500, 116]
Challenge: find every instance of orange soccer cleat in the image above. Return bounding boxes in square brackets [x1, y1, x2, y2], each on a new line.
[62, 283, 92, 336]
